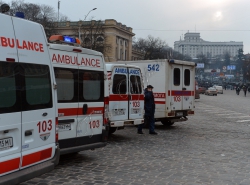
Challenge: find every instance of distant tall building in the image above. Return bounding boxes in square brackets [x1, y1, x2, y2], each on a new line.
[174, 32, 243, 59]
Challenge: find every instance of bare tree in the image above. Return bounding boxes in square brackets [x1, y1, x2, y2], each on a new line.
[75, 20, 112, 57]
[133, 35, 168, 60]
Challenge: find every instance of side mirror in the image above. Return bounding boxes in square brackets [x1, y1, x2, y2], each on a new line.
[1, 4, 10, 13]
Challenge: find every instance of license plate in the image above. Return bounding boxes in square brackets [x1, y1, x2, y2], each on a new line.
[176, 112, 183, 116]
[112, 109, 125, 116]
[0, 137, 13, 150]
[132, 108, 141, 114]
[59, 124, 71, 131]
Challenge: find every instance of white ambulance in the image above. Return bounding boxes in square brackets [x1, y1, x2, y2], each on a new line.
[0, 12, 59, 184]
[118, 59, 195, 126]
[105, 64, 144, 134]
[48, 35, 109, 155]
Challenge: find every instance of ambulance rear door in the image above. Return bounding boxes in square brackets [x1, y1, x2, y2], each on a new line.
[13, 18, 56, 169]
[52, 49, 79, 150]
[128, 68, 144, 120]
[182, 65, 195, 110]
[170, 64, 183, 111]
[0, 14, 21, 176]
[76, 53, 104, 146]
[109, 67, 128, 121]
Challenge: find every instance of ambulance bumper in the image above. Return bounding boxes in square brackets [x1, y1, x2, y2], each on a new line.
[124, 119, 144, 126]
[110, 121, 124, 127]
[0, 145, 60, 185]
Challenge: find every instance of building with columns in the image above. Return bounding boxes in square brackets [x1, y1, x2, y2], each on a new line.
[54, 19, 135, 62]
[174, 32, 243, 59]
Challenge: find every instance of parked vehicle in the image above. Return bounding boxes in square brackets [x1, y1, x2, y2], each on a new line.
[213, 85, 223, 94]
[48, 35, 109, 155]
[0, 10, 59, 184]
[105, 64, 144, 134]
[198, 87, 206, 94]
[116, 59, 195, 126]
[205, 87, 217, 96]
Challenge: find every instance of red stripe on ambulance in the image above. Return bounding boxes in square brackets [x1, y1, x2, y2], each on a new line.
[58, 107, 103, 116]
[109, 94, 129, 101]
[22, 148, 52, 167]
[168, 90, 194, 96]
[0, 157, 20, 174]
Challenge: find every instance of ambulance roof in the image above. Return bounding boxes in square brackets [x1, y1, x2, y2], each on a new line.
[49, 43, 103, 57]
[105, 63, 140, 71]
[116, 59, 196, 66]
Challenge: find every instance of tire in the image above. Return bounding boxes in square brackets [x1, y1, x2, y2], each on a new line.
[161, 120, 175, 126]
[215, 94, 217, 96]
[108, 127, 117, 135]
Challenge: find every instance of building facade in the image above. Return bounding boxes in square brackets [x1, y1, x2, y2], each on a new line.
[55, 19, 135, 62]
[174, 32, 243, 59]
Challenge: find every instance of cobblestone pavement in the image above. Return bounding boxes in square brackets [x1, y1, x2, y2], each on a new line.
[21, 90, 250, 185]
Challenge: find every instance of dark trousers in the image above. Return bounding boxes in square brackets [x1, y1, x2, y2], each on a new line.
[138, 115, 155, 133]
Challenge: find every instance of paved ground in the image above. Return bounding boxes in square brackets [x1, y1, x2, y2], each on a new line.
[21, 90, 250, 185]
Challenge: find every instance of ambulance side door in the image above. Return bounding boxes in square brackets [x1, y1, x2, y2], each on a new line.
[182, 66, 194, 110]
[170, 64, 183, 110]
[109, 67, 128, 121]
[128, 68, 144, 120]
[13, 18, 56, 169]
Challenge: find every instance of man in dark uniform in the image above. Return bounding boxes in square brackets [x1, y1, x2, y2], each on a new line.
[137, 85, 157, 135]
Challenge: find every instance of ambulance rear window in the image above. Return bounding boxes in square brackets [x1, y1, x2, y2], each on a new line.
[55, 69, 75, 101]
[82, 71, 103, 101]
[173, 68, 180, 86]
[130, 75, 142, 94]
[21, 63, 52, 110]
[0, 62, 20, 113]
[112, 74, 127, 94]
[184, 69, 190, 86]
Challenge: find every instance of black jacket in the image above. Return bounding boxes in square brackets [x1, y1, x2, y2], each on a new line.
[144, 88, 155, 116]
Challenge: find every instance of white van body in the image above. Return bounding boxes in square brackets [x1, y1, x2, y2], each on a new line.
[0, 13, 59, 184]
[213, 85, 223, 94]
[117, 59, 195, 125]
[105, 64, 144, 134]
[49, 44, 109, 154]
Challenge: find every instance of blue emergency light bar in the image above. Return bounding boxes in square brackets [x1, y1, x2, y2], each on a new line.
[63, 36, 76, 43]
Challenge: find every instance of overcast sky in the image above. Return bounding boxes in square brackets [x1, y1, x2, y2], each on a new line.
[3, 0, 250, 54]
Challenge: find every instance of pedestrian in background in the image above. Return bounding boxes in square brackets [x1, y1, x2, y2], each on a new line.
[236, 86, 240, 95]
[242, 85, 247, 97]
[137, 85, 158, 135]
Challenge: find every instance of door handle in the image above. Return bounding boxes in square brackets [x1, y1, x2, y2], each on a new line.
[83, 104, 88, 115]
[42, 112, 48, 116]
[25, 131, 32, 136]
[182, 88, 186, 90]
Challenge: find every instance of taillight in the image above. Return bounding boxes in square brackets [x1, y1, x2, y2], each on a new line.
[103, 97, 109, 125]
[55, 117, 59, 143]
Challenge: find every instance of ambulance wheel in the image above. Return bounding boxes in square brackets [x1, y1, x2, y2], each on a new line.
[109, 127, 117, 135]
[161, 120, 174, 126]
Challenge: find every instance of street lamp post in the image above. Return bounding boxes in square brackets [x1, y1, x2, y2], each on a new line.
[58, 0, 60, 22]
[78, 8, 97, 42]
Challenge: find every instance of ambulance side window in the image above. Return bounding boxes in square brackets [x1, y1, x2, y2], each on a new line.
[112, 74, 127, 94]
[54, 68, 78, 102]
[0, 62, 21, 114]
[21, 63, 52, 110]
[80, 70, 104, 102]
[130, 75, 142, 94]
[184, 69, 190, 86]
[173, 68, 180, 86]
